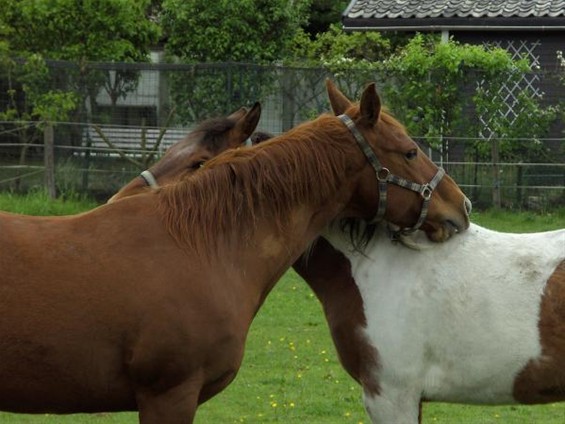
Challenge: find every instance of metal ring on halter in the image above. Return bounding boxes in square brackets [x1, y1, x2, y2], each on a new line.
[376, 168, 390, 182]
[420, 184, 433, 200]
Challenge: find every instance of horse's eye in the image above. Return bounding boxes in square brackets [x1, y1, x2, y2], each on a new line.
[405, 149, 418, 160]
[189, 161, 206, 170]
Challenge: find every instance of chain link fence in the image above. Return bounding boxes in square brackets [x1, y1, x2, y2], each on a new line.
[0, 60, 563, 207]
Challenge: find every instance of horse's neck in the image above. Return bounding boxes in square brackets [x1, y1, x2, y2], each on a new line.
[231, 204, 351, 311]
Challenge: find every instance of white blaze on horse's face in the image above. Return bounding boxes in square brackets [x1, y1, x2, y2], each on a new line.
[324, 223, 565, 423]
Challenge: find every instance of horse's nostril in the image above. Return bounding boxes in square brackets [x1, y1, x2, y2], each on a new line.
[464, 197, 472, 215]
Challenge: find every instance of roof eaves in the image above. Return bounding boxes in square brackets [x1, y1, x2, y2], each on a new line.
[342, 16, 565, 32]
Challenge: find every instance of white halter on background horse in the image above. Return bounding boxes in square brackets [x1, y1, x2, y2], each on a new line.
[321, 222, 564, 423]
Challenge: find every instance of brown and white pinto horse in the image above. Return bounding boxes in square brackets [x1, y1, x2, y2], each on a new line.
[0, 81, 469, 423]
[108, 102, 262, 203]
[306, 220, 564, 423]
[295, 89, 565, 423]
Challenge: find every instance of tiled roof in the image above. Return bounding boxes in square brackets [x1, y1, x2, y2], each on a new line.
[343, 0, 565, 30]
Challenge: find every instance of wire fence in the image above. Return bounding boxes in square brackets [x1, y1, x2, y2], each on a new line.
[0, 128, 562, 209]
[0, 61, 563, 208]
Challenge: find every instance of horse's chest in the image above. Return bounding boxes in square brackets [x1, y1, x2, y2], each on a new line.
[348, 249, 548, 404]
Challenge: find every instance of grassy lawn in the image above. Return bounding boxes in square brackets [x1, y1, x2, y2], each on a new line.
[0, 195, 563, 423]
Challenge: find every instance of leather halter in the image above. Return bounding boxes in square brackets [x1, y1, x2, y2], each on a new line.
[338, 114, 445, 234]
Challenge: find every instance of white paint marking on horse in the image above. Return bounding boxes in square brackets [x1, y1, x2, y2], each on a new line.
[324, 223, 564, 423]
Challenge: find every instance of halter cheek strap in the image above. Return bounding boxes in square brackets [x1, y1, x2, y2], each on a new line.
[338, 114, 445, 234]
[140, 170, 159, 189]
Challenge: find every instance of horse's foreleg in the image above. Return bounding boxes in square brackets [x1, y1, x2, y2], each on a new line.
[135, 382, 200, 424]
[363, 387, 421, 424]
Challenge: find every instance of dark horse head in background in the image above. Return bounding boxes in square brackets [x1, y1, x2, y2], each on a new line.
[108, 103, 262, 203]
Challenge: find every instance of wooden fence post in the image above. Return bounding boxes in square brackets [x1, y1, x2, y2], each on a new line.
[44, 123, 56, 199]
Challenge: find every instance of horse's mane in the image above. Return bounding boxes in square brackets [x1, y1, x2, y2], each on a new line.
[158, 112, 361, 255]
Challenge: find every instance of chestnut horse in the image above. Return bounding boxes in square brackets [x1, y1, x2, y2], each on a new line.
[108, 102, 262, 202]
[0, 81, 469, 423]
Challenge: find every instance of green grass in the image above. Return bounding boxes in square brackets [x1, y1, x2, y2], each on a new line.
[471, 208, 565, 233]
[0, 196, 564, 423]
[0, 190, 97, 216]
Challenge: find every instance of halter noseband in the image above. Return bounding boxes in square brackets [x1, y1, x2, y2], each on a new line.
[338, 114, 445, 235]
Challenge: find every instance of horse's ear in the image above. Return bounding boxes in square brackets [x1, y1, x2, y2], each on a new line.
[229, 102, 262, 147]
[326, 79, 352, 115]
[228, 106, 248, 121]
[359, 83, 381, 125]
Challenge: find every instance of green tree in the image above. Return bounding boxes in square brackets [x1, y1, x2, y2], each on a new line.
[303, 0, 348, 38]
[0, 54, 77, 191]
[3, 0, 158, 63]
[281, 24, 403, 128]
[0, 0, 160, 139]
[162, 0, 309, 63]
[381, 35, 556, 156]
[381, 35, 557, 207]
[161, 0, 310, 122]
